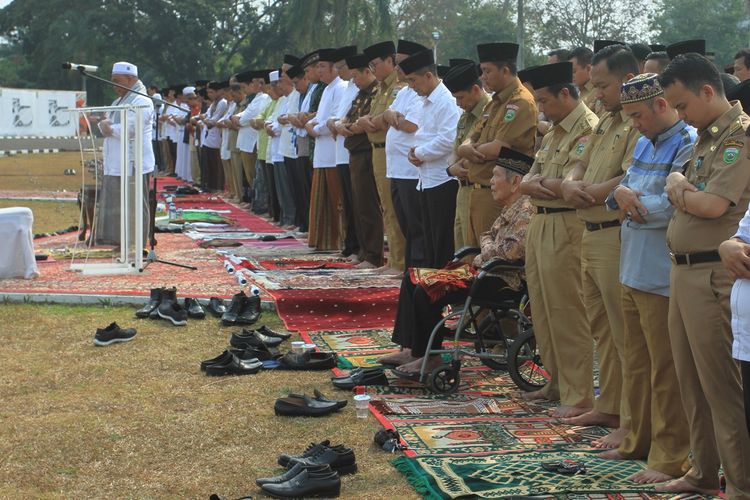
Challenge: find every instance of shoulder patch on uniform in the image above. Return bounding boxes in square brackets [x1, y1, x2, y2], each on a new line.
[723, 138, 744, 149]
[503, 103, 517, 122]
[723, 147, 741, 165]
[574, 135, 591, 155]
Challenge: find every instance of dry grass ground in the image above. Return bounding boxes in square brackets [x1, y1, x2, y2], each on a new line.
[0, 303, 418, 499]
[0, 152, 85, 192]
[0, 200, 80, 234]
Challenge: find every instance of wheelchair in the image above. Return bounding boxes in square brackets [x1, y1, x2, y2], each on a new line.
[416, 247, 549, 395]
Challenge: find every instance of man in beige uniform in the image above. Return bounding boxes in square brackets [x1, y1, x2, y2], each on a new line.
[358, 41, 406, 272]
[561, 45, 640, 449]
[457, 42, 537, 245]
[443, 62, 491, 251]
[656, 53, 750, 499]
[519, 62, 599, 417]
[568, 47, 598, 112]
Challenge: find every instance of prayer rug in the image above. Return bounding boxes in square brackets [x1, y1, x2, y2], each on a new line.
[337, 351, 398, 369]
[271, 287, 399, 331]
[300, 329, 398, 352]
[258, 255, 355, 270]
[365, 368, 520, 397]
[249, 268, 401, 290]
[369, 394, 551, 418]
[392, 452, 670, 499]
[386, 416, 609, 456]
[184, 231, 297, 241]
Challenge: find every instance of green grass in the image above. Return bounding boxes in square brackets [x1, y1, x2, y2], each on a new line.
[0, 199, 80, 235]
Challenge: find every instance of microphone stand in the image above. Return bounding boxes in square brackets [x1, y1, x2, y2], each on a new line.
[77, 67, 198, 271]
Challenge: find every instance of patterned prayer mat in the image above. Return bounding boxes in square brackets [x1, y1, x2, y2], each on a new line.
[300, 329, 398, 352]
[249, 268, 401, 290]
[337, 351, 398, 369]
[366, 367, 522, 397]
[392, 451, 668, 499]
[258, 255, 355, 270]
[387, 416, 609, 456]
[369, 394, 551, 417]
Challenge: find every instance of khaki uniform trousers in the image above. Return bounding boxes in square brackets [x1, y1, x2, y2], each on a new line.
[525, 210, 593, 406]
[160, 141, 172, 174]
[240, 151, 257, 190]
[372, 148, 405, 270]
[189, 144, 200, 185]
[467, 188, 503, 246]
[581, 226, 630, 427]
[230, 149, 243, 200]
[668, 263, 750, 498]
[453, 184, 471, 252]
[618, 286, 689, 477]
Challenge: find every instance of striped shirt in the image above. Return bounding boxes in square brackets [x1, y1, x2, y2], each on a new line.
[607, 119, 697, 296]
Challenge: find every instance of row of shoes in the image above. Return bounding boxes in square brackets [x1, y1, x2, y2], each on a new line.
[274, 390, 347, 417]
[135, 287, 205, 326]
[209, 291, 261, 327]
[256, 440, 356, 497]
[331, 367, 389, 390]
[201, 326, 291, 376]
[94, 322, 137, 346]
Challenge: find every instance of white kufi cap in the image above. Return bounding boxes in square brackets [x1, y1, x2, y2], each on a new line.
[269, 70, 279, 82]
[183, 86, 196, 95]
[112, 61, 138, 77]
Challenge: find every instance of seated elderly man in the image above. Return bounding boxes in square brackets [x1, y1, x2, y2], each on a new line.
[378, 147, 535, 377]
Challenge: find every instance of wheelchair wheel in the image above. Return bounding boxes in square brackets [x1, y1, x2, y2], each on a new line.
[427, 364, 461, 394]
[508, 326, 549, 392]
[475, 315, 509, 371]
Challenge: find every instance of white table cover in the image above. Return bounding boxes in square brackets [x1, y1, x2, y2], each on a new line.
[0, 207, 39, 279]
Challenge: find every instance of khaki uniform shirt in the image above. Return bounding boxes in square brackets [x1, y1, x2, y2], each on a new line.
[667, 103, 750, 253]
[367, 71, 404, 145]
[572, 109, 639, 223]
[529, 101, 600, 209]
[453, 92, 492, 159]
[579, 80, 597, 112]
[464, 77, 537, 185]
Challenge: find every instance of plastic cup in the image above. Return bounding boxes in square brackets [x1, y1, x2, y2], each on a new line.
[302, 343, 316, 353]
[291, 341, 305, 354]
[353, 394, 370, 418]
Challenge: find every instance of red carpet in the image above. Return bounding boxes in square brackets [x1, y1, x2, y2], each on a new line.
[271, 287, 399, 331]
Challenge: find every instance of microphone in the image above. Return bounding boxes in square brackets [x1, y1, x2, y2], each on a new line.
[62, 62, 99, 73]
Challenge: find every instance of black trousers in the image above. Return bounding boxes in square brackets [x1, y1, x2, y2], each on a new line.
[263, 162, 280, 222]
[391, 178, 427, 268]
[348, 150, 383, 266]
[168, 140, 177, 174]
[743, 360, 750, 438]
[292, 156, 312, 231]
[337, 163, 359, 256]
[418, 180, 458, 268]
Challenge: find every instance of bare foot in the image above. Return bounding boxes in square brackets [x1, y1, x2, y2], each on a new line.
[654, 477, 720, 495]
[598, 449, 624, 460]
[356, 261, 377, 269]
[550, 405, 591, 418]
[377, 349, 414, 366]
[380, 267, 404, 277]
[348, 256, 362, 265]
[396, 355, 443, 374]
[519, 388, 549, 401]
[629, 468, 676, 484]
[591, 427, 629, 449]
[559, 409, 620, 428]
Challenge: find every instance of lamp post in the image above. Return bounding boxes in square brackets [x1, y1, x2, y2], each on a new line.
[432, 30, 441, 63]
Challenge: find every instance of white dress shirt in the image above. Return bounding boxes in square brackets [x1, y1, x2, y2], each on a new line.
[312, 77, 347, 168]
[295, 82, 318, 140]
[385, 86, 420, 180]
[220, 101, 237, 160]
[408, 82, 461, 190]
[269, 95, 288, 163]
[201, 98, 227, 149]
[280, 89, 300, 159]
[236, 92, 271, 153]
[102, 93, 155, 176]
[731, 209, 750, 362]
[334, 80, 358, 165]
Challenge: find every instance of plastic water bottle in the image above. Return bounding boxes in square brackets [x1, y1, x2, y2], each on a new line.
[236, 271, 248, 286]
[168, 202, 177, 221]
[249, 285, 261, 296]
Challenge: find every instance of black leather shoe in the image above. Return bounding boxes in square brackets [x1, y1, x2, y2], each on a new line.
[256, 463, 332, 487]
[242, 345, 281, 361]
[278, 351, 337, 370]
[274, 394, 342, 417]
[230, 329, 283, 349]
[287, 390, 347, 410]
[221, 292, 246, 326]
[135, 287, 162, 318]
[278, 440, 331, 468]
[184, 297, 206, 319]
[200, 348, 261, 371]
[287, 445, 357, 475]
[331, 367, 388, 390]
[207, 297, 227, 318]
[260, 468, 341, 498]
[253, 325, 291, 341]
[237, 294, 261, 325]
[205, 353, 262, 376]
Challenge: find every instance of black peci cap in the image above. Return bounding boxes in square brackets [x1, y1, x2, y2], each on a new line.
[286, 65, 304, 79]
[207, 81, 221, 90]
[398, 49, 435, 75]
[436, 65, 451, 77]
[449, 58, 474, 67]
[726, 79, 750, 112]
[443, 62, 480, 93]
[477, 42, 519, 63]
[194, 79, 210, 87]
[649, 44, 667, 53]
[666, 39, 706, 60]
[628, 43, 652, 61]
[496, 147, 534, 176]
[283, 54, 300, 66]
[300, 50, 320, 68]
[397, 39, 428, 56]
[517, 62, 572, 90]
[235, 70, 254, 83]
[364, 41, 396, 62]
[346, 53, 371, 70]
[594, 40, 625, 53]
[517, 65, 539, 84]
[318, 48, 338, 63]
[334, 45, 358, 62]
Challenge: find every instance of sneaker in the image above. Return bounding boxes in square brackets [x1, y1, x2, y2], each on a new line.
[94, 322, 137, 346]
[157, 288, 188, 326]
